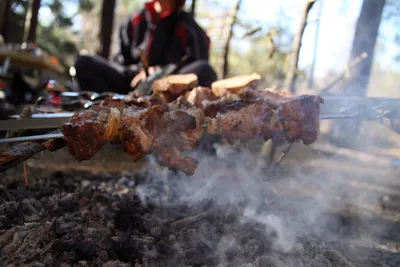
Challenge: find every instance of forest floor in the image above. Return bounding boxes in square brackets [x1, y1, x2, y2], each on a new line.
[0, 136, 399, 267]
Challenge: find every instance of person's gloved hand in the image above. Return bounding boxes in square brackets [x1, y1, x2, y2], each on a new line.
[130, 66, 160, 88]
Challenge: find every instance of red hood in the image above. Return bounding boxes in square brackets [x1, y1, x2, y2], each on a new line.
[145, 1, 182, 23]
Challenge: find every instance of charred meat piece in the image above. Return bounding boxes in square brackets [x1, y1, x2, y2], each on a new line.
[100, 98, 129, 110]
[273, 95, 324, 145]
[145, 105, 204, 175]
[118, 104, 205, 175]
[259, 88, 293, 100]
[62, 104, 122, 161]
[203, 98, 254, 118]
[205, 99, 275, 144]
[124, 92, 172, 108]
[125, 74, 198, 105]
[159, 147, 199, 176]
[124, 95, 151, 108]
[143, 105, 202, 150]
[118, 106, 153, 161]
[239, 88, 293, 108]
[176, 86, 218, 109]
[202, 88, 293, 117]
[204, 94, 323, 145]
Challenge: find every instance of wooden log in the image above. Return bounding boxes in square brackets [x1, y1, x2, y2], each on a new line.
[0, 142, 43, 164]
[153, 73, 198, 95]
[211, 73, 260, 97]
[0, 51, 65, 73]
[0, 137, 65, 173]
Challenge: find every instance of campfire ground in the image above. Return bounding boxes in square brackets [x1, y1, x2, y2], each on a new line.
[0, 137, 399, 267]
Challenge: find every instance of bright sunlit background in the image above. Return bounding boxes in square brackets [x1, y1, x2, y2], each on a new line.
[36, 0, 400, 96]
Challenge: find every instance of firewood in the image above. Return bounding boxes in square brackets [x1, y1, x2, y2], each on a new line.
[0, 135, 65, 173]
[0, 142, 43, 164]
[152, 73, 198, 95]
[167, 209, 215, 230]
[211, 73, 261, 97]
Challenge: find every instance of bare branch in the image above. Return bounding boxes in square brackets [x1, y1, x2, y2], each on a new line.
[317, 52, 368, 93]
[283, 0, 316, 93]
[221, 0, 242, 78]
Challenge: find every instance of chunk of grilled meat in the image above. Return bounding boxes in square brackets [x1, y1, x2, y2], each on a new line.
[119, 104, 204, 152]
[125, 92, 174, 108]
[177, 87, 294, 112]
[118, 106, 152, 161]
[62, 103, 122, 161]
[205, 99, 275, 145]
[128, 86, 219, 110]
[176, 86, 218, 109]
[273, 95, 324, 145]
[158, 147, 199, 175]
[125, 80, 293, 113]
[204, 94, 323, 145]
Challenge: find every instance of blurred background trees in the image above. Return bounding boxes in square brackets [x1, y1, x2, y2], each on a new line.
[1, 0, 400, 97]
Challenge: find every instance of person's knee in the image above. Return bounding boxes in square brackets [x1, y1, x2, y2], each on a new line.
[198, 60, 217, 78]
[74, 55, 93, 72]
[180, 60, 217, 87]
[198, 62, 218, 87]
[74, 55, 97, 91]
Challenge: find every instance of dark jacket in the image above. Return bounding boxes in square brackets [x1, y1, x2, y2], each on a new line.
[118, 2, 210, 68]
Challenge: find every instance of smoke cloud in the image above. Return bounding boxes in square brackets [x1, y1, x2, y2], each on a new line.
[131, 126, 400, 266]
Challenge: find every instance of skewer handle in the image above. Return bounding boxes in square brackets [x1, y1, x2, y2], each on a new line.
[0, 113, 396, 144]
[0, 133, 64, 144]
[319, 114, 355, 120]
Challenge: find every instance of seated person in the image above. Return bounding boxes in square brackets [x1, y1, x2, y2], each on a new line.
[74, 0, 217, 94]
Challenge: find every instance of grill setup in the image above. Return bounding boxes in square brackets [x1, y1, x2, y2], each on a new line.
[0, 73, 399, 266]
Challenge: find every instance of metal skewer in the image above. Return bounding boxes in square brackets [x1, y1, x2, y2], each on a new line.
[0, 114, 374, 144]
[0, 133, 64, 143]
[319, 114, 355, 120]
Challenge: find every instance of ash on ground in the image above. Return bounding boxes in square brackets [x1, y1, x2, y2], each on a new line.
[0, 144, 399, 267]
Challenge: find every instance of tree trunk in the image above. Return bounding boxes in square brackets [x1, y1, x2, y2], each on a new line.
[283, 0, 316, 93]
[343, 0, 386, 97]
[221, 0, 242, 79]
[0, 0, 11, 42]
[99, 0, 117, 59]
[329, 0, 386, 148]
[25, 0, 41, 42]
[191, 0, 197, 17]
[308, 0, 324, 89]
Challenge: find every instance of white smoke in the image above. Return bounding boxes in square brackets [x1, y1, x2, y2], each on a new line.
[132, 128, 400, 266]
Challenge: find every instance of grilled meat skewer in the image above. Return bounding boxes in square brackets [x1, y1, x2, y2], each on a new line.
[1, 73, 323, 175]
[62, 94, 323, 175]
